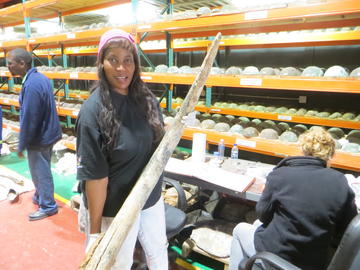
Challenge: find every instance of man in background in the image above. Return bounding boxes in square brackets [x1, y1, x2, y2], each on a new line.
[6, 48, 62, 221]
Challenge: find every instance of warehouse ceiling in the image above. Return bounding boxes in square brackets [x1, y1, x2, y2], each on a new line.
[142, 0, 232, 12]
[61, 0, 233, 28]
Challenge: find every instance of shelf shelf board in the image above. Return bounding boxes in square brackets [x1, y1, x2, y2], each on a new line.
[41, 71, 97, 80]
[63, 141, 76, 151]
[57, 107, 79, 118]
[0, 39, 27, 49]
[141, 72, 360, 94]
[182, 127, 360, 172]
[160, 103, 360, 130]
[27, 26, 133, 47]
[2, 123, 20, 132]
[137, 0, 360, 37]
[1, 71, 359, 94]
[0, 97, 19, 107]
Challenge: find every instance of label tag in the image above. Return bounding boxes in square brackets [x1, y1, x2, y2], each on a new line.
[138, 25, 151, 30]
[141, 76, 152, 80]
[70, 73, 78, 79]
[67, 33, 76, 39]
[210, 108, 221, 112]
[236, 138, 256, 148]
[240, 78, 262, 86]
[28, 39, 36, 43]
[0, 71, 6, 76]
[278, 115, 292, 121]
[244, 10, 268, 20]
[2, 99, 9, 104]
[72, 110, 79, 117]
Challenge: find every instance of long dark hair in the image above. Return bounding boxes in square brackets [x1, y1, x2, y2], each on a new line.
[92, 38, 164, 155]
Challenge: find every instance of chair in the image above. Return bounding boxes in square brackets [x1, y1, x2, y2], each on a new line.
[163, 177, 187, 239]
[239, 213, 360, 270]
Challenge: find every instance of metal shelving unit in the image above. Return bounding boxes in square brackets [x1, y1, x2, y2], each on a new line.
[0, 0, 359, 172]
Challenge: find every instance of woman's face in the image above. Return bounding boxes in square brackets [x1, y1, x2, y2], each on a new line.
[103, 46, 135, 95]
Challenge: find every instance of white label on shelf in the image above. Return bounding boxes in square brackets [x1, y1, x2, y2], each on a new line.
[138, 25, 151, 30]
[244, 10, 268, 20]
[72, 110, 79, 116]
[70, 73, 79, 79]
[278, 115, 292, 121]
[236, 139, 256, 148]
[141, 76, 152, 80]
[220, 41, 225, 45]
[75, 94, 81, 98]
[210, 108, 221, 112]
[0, 72, 6, 76]
[240, 78, 262, 86]
[28, 39, 36, 43]
[2, 99, 9, 104]
[72, 49, 79, 53]
[67, 33, 76, 39]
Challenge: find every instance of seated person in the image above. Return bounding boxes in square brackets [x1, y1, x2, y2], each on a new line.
[229, 127, 358, 270]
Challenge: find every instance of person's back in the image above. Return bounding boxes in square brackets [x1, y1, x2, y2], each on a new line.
[254, 155, 357, 270]
[19, 68, 61, 150]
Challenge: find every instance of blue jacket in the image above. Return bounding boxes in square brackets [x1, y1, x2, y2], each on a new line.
[18, 68, 62, 152]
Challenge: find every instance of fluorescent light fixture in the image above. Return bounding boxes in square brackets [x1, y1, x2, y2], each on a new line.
[32, 18, 60, 35]
[88, 2, 160, 25]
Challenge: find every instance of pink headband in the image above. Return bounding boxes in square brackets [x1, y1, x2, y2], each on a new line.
[98, 29, 136, 58]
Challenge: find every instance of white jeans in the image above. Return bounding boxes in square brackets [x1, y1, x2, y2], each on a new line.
[229, 220, 262, 270]
[80, 198, 169, 270]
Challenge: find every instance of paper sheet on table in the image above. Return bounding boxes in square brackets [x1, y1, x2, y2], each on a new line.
[165, 158, 255, 192]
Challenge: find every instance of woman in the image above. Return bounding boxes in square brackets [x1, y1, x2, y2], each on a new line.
[229, 127, 357, 270]
[76, 29, 168, 269]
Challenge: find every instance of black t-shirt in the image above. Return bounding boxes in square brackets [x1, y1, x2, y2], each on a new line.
[76, 88, 162, 217]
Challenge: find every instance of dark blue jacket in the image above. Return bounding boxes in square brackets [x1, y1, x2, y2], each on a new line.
[254, 156, 357, 270]
[18, 68, 62, 152]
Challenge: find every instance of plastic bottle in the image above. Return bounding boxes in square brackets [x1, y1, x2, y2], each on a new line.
[231, 144, 239, 159]
[212, 151, 221, 167]
[218, 139, 225, 160]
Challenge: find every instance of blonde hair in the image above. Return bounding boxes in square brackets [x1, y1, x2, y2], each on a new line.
[299, 127, 335, 161]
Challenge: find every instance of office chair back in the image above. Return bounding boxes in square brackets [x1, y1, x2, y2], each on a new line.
[327, 213, 360, 270]
[240, 213, 360, 270]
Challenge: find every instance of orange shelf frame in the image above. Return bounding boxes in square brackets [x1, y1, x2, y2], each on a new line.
[57, 108, 79, 118]
[182, 127, 360, 172]
[0, 39, 27, 50]
[27, 26, 133, 48]
[2, 123, 20, 132]
[0, 97, 79, 118]
[41, 71, 97, 80]
[160, 103, 360, 130]
[141, 72, 360, 94]
[0, 97, 19, 107]
[137, 0, 360, 37]
[63, 141, 76, 151]
[172, 30, 360, 50]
